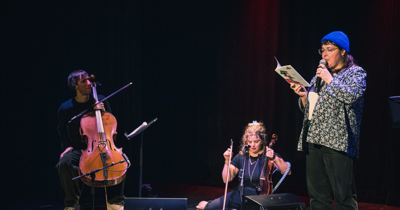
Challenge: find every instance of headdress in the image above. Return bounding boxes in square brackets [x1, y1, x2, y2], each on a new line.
[248, 120, 260, 126]
[246, 121, 265, 136]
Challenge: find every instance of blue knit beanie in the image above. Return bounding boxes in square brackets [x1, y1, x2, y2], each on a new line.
[321, 31, 350, 53]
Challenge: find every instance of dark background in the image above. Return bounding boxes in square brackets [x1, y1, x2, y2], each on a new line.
[3, 0, 400, 208]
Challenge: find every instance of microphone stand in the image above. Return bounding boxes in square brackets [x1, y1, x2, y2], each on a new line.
[124, 118, 157, 197]
[72, 159, 129, 210]
[239, 147, 248, 203]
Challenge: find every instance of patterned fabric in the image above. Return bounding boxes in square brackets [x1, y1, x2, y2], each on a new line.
[297, 65, 367, 158]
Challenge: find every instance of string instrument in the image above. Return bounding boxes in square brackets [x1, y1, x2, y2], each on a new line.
[79, 75, 128, 187]
[256, 134, 278, 195]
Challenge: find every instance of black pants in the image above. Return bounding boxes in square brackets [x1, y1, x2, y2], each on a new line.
[306, 143, 358, 210]
[204, 186, 257, 210]
[56, 149, 125, 207]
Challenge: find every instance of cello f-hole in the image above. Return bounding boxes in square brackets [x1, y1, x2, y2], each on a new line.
[107, 139, 115, 151]
[90, 139, 96, 153]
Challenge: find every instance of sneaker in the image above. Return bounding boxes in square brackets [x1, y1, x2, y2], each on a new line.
[108, 202, 124, 210]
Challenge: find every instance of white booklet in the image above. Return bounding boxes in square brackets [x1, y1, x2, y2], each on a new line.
[274, 57, 310, 87]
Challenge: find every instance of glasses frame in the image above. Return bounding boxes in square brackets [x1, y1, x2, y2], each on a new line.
[318, 47, 338, 55]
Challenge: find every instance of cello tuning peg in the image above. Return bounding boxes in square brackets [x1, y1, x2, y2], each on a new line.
[89, 74, 96, 81]
[88, 75, 101, 86]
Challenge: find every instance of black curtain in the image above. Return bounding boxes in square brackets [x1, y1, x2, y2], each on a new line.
[3, 0, 400, 207]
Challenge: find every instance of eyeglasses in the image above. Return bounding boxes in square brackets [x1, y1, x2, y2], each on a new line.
[318, 47, 338, 55]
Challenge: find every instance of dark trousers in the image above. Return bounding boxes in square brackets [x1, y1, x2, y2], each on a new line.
[306, 143, 358, 210]
[56, 149, 125, 207]
[204, 186, 257, 210]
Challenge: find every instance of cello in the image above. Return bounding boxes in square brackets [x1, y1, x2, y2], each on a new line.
[78, 75, 128, 187]
[256, 134, 278, 195]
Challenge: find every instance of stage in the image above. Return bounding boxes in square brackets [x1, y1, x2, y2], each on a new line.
[8, 182, 400, 210]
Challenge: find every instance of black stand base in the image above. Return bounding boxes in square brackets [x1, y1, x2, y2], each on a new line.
[242, 193, 305, 210]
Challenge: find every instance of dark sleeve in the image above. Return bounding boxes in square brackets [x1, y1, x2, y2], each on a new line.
[58, 108, 72, 149]
[230, 154, 243, 170]
[98, 95, 112, 113]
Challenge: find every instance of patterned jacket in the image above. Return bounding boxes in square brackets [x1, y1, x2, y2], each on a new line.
[297, 65, 367, 158]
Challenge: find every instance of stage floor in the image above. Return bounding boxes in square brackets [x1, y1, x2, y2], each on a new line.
[7, 182, 400, 210]
[151, 182, 400, 210]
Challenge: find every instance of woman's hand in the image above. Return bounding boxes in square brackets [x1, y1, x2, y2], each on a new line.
[223, 148, 233, 163]
[290, 83, 307, 98]
[266, 147, 275, 160]
[317, 63, 333, 85]
[222, 148, 238, 183]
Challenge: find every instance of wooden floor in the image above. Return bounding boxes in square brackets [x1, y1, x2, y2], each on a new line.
[8, 182, 400, 210]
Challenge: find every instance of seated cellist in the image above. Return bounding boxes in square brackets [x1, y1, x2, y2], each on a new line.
[196, 121, 291, 210]
[55, 70, 125, 210]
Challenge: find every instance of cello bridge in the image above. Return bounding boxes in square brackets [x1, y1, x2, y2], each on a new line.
[98, 140, 107, 148]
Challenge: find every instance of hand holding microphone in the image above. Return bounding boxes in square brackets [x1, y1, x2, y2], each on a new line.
[315, 59, 331, 93]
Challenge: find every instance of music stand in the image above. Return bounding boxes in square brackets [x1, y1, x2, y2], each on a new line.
[125, 118, 158, 197]
[388, 96, 400, 128]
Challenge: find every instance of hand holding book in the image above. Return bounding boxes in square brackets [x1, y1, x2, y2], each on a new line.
[274, 57, 310, 88]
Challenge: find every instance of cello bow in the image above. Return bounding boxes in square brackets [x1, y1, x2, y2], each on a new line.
[222, 139, 233, 210]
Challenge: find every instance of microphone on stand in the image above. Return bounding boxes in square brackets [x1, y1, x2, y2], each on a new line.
[242, 145, 250, 153]
[315, 59, 327, 93]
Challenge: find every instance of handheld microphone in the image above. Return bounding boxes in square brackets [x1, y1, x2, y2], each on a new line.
[315, 59, 327, 93]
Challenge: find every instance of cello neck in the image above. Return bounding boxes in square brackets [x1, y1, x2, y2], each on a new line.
[90, 75, 106, 139]
[259, 135, 278, 180]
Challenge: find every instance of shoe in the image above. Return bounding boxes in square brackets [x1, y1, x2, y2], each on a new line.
[108, 202, 124, 210]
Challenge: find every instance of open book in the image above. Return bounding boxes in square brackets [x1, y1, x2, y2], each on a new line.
[274, 57, 310, 87]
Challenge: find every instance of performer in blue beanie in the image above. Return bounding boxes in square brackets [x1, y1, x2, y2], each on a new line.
[290, 31, 366, 209]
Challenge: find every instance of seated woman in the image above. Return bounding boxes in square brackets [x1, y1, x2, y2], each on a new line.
[197, 121, 291, 210]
